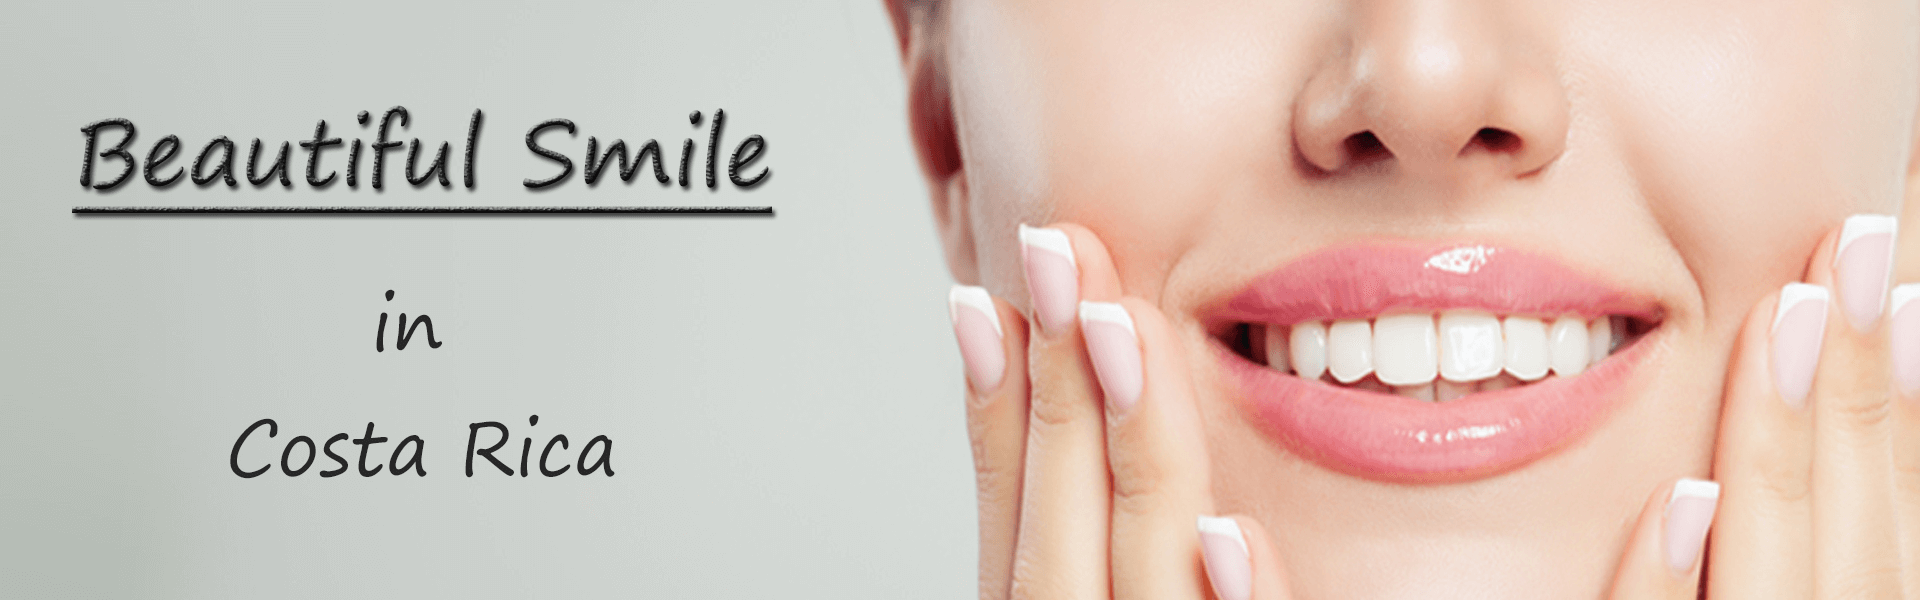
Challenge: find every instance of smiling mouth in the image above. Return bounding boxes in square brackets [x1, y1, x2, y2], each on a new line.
[1207, 242, 1665, 483]
[1222, 312, 1654, 402]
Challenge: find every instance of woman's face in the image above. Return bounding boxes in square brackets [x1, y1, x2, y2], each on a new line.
[924, 0, 1919, 597]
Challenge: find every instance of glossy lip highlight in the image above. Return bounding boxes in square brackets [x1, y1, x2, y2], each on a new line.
[1208, 242, 1662, 483]
[1212, 243, 1660, 327]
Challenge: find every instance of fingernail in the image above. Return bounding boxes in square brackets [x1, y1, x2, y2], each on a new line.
[1890, 284, 1920, 395]
[949, 285, 1007, 391]
[1079, 301, 1143, 412]
[1833, 214, 1897, 331]
[1020, 224, 1079, 335]
[1197, 516, 1253, 600]
[1771, 283, 1829, 408]
[1662, 479, 1719, 574]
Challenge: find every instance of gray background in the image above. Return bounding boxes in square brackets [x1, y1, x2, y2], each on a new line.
[0, 1, 975, 598]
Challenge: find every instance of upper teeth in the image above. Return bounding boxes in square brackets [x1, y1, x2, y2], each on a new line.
[1260, 312, 1625, 399]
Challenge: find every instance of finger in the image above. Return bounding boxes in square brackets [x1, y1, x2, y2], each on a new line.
[1083, 298, 1216, 599]
[1009, 223, 1124, 600]
[1891, 283, 1920, 600]
[1197, 516, 1294, 600]
[1706, 285, 1816, 599]
[950, 285, 1032, 600]
[1607, 479, 1719, 600]
[1805, 215, 1903, 599]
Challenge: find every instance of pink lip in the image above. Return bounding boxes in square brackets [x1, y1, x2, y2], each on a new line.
[1210, 243, 1660, 483]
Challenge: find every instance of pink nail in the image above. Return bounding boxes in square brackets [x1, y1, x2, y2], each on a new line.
[949, 286, 1006, 391]
[1833, 214, 1897, 331]
[1891, 284, 1920, 395]
[1197, 516, 1253, 600]
[1079, 301, 1143, 412]
[1663, 479, 1719, 573]
[1020, 225, 1079, 334]
[1771, 283, 1829, 408]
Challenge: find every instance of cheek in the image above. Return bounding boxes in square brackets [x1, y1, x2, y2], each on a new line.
[956, 0, 1328, 297]
[1566, 0, 1913, 328]
[948, 0, 1051, 296]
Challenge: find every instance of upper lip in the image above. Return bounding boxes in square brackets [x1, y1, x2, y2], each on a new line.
[1203, 241, 1665, 482]
[1207, 242, 1661, 328]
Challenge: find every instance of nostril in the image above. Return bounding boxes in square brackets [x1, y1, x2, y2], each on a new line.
[1342, 131, 1391, 166]
[1467, 128, 1522, 155]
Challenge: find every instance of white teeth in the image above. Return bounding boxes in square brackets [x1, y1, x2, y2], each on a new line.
[1438, 311, 1503, 382]
[1501, 317, 1550, 381]
[1587, 317, 1612, 367]
[1327, 319, 1374, 384]
[1262, 324, 1290, 373]
[1261, 312, 1636, 400]
[1289, 321, 1328, 380]
[1374, 313, 1438, 385]
[1550, 317, 1589, 376]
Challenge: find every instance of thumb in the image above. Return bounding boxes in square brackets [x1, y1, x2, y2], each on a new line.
[1606, 478, 1719, 599]
[1197, 515, 1293, 600]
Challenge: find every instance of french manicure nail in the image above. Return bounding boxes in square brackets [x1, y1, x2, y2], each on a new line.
[1890, 284, 1920, 395]
[949, 285, 1006, 391]
[1020, 224, 1079, 334]
[1833, 214, 1897, 331]
[1771, 283, 1829, 408]
[1079, 301, 1143, 412]
[1197, 516, 1253, 600]
[1663, 479, 1719, 573]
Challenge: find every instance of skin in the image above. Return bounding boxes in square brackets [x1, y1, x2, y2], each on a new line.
[887, 1, 1920, 598]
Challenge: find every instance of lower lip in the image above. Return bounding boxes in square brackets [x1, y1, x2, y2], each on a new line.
[1221, 337, 1651, 483]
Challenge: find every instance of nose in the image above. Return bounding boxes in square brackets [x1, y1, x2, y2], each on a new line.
[1293, 0, 1569, 180]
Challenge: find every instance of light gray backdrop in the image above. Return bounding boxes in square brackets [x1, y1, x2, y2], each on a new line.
[0, 1, 975, 598]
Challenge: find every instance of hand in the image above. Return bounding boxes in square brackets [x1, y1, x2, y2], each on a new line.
[947, 217, 1919, 600]
[1606, 214, 1919, 599]
[946, 223, 1288, 600]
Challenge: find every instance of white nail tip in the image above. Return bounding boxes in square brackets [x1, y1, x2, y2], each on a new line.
[1196, 516, 1249, 556]
[1077, 301, 1134, 336]
[949, 285, 1003, 337]
[1773, 283, 1830, 333]
[1835, 214, 1898, 264]
[1890, 283, 1920, 317]
[1669, 478, 1720, 505]
[1018, 224, 1076, 268]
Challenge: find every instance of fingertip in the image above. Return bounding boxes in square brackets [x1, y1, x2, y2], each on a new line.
[1078, 303, 1142, 410]
[1197, 515, 1253, 600]
[950, 285, 1008, 392]
[1018, 224, 1081, 335]
[1220, 515, 1292, 600]
[1113, 298, 1201, 423]
[990, 290, 1031, 363]
[1038, 221, 1124, 302]
[1116, 297, 1173, 353]
[1663, 478, 1719, 575]
[1607, 479, 1711, 600]
[1801, 222, 1844, 288]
